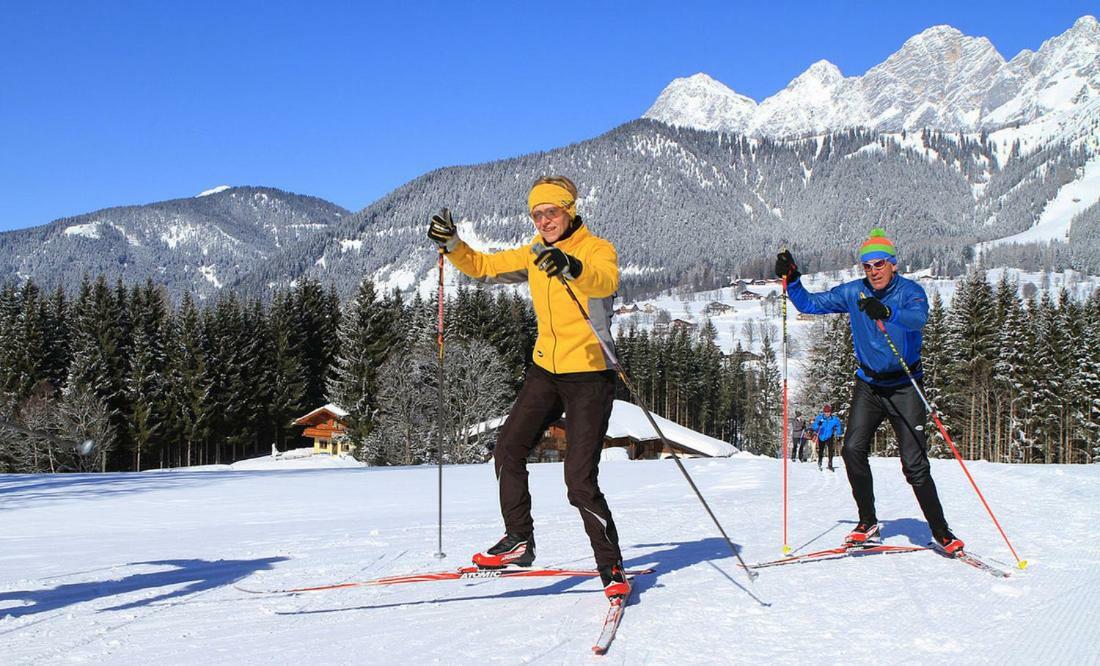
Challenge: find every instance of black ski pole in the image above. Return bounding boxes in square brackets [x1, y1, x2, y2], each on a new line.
[434, 246, 447, 560]
[533, 245, 757, 582]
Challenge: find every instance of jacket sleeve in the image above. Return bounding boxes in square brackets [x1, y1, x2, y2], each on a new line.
[887, 281, 929, 331]
[446, 241, 530, 283]
[570, 239, 618, 298]
[787, 279, 850, 315]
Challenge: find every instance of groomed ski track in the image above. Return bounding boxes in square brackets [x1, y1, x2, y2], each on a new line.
[0, 454, 1095, 664]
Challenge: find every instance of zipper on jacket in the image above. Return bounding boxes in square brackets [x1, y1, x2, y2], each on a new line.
[546, 272, 558, 373]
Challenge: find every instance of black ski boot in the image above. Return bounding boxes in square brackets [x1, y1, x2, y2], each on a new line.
[472, 533, 536, 569]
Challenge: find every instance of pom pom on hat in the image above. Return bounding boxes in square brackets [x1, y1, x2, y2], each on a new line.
[859, 228, 897, 264]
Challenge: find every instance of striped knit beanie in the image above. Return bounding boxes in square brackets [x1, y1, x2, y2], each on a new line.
[859, 228, 897, 264]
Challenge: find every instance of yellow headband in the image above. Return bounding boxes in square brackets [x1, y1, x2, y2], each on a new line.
[528, 183, 576, 218]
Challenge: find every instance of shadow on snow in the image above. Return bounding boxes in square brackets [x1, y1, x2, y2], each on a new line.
[0, 556, 288, 618]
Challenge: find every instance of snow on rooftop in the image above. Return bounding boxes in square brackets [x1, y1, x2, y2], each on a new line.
[606, 400, 736, 457]
[464, 401, 736, 458]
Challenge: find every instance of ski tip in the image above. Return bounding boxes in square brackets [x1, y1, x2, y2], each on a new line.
[592, 646, 608, 655]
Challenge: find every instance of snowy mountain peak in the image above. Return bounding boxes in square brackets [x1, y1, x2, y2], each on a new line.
[1071, 14, 1098, 34]
[903, 24, 964, 46]
[644, 16, 1098, 138]
[793, 60, 844, 87]
[643, 72, 758, 133]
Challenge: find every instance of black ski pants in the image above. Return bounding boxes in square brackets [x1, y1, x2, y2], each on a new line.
[791, 436, 806, 462]
[817, 438, 835, 468]
[841, 378, 951, 538]
[492, 364, 622, 567]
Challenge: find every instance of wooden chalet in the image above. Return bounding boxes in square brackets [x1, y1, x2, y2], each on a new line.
[293, 403, 351, 455]
[704, 301, 734, 315]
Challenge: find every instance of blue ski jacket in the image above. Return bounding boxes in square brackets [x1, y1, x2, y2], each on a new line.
[812, 413, 843, 441]
[787, 273, 927, 387]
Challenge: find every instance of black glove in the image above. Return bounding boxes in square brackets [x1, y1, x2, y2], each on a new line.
[535, 246, 582, 280]
[775, 250, 801, 282]
[858, 296, 891, 321]
[428, 208, 459, 253]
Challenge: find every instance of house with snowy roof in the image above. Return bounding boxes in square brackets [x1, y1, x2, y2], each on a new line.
[293, 403, 351, 456]
[466, 400, 736, 462]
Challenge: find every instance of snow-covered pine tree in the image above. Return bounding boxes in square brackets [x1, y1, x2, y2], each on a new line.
[1056, 289, 1084, 463]
[366, 342, 435, 466]
[267, 291, 308, 452]
[42, 286, 72, 394]
[442, 338, 512, 463]
[126, 280, 169, 471]
[1082, 290, 1100, 463]
[327, 279, 404, 450]
[992, 279, 1029, 462]
[921, 291, 950, 457]
[66, 277, 129, 470]
[1028, 292, 1062, 462]
[168, 293, 209, 466]
[944, 270, 996, 459]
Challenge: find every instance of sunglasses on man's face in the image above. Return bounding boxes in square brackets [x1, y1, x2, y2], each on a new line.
[862, 259, 890, 271]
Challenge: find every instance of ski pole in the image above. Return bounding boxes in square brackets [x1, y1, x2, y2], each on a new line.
[862, 296, 1027, 569]
[781, 274, 791, 556]
[434, 247, 446, 560]
[534, 245, 758, 582]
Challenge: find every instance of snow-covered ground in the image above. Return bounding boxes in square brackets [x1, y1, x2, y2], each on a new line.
[980, 154, 1100, 248]
[2, 452, 1096, 664]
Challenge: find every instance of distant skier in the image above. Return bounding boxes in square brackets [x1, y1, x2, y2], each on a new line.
[790, 413, 807, 462]
[428, 175, 630, 598]
[775, 229, 964, 554]
[811, 404, 842, 471]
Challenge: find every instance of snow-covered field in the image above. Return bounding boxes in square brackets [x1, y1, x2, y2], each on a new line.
[2, 452, 1096, 664]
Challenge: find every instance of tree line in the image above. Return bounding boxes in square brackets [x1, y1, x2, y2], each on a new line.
[1, 270, 1095, 473]
[0, 276, 535, 473]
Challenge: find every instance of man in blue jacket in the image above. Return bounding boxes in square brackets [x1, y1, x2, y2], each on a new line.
[811, 404, 842, 471]
[775, 229, 963, 554]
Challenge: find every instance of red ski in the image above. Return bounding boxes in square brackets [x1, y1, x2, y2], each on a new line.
[592, 576, 640, 655]
[236, 565, 656, 594]
[740, 544, 929, 570]
[928, 542, 1012, 578]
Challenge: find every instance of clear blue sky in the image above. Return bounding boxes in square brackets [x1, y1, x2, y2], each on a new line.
[0, 1, 1094, 231]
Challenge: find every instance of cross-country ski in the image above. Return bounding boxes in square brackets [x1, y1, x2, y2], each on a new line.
[236, 565, 656, 595]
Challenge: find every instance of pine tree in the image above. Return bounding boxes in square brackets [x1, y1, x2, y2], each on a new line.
[67, 277, 129, 470]
[268, 291, 308, 451]
[168, 293, 209, 467]
[327, 279, 403, 448]
[945, 270, 996, 459]
[992, 282, 1029, 462]
[1029, 292, 1062, 462]
[127, 281, 170, 471]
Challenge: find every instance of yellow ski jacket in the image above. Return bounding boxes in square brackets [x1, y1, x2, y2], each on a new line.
[446, 221, 618, 374]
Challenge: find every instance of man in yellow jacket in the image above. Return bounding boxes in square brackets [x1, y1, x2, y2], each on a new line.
[428, 175, 628, 599]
